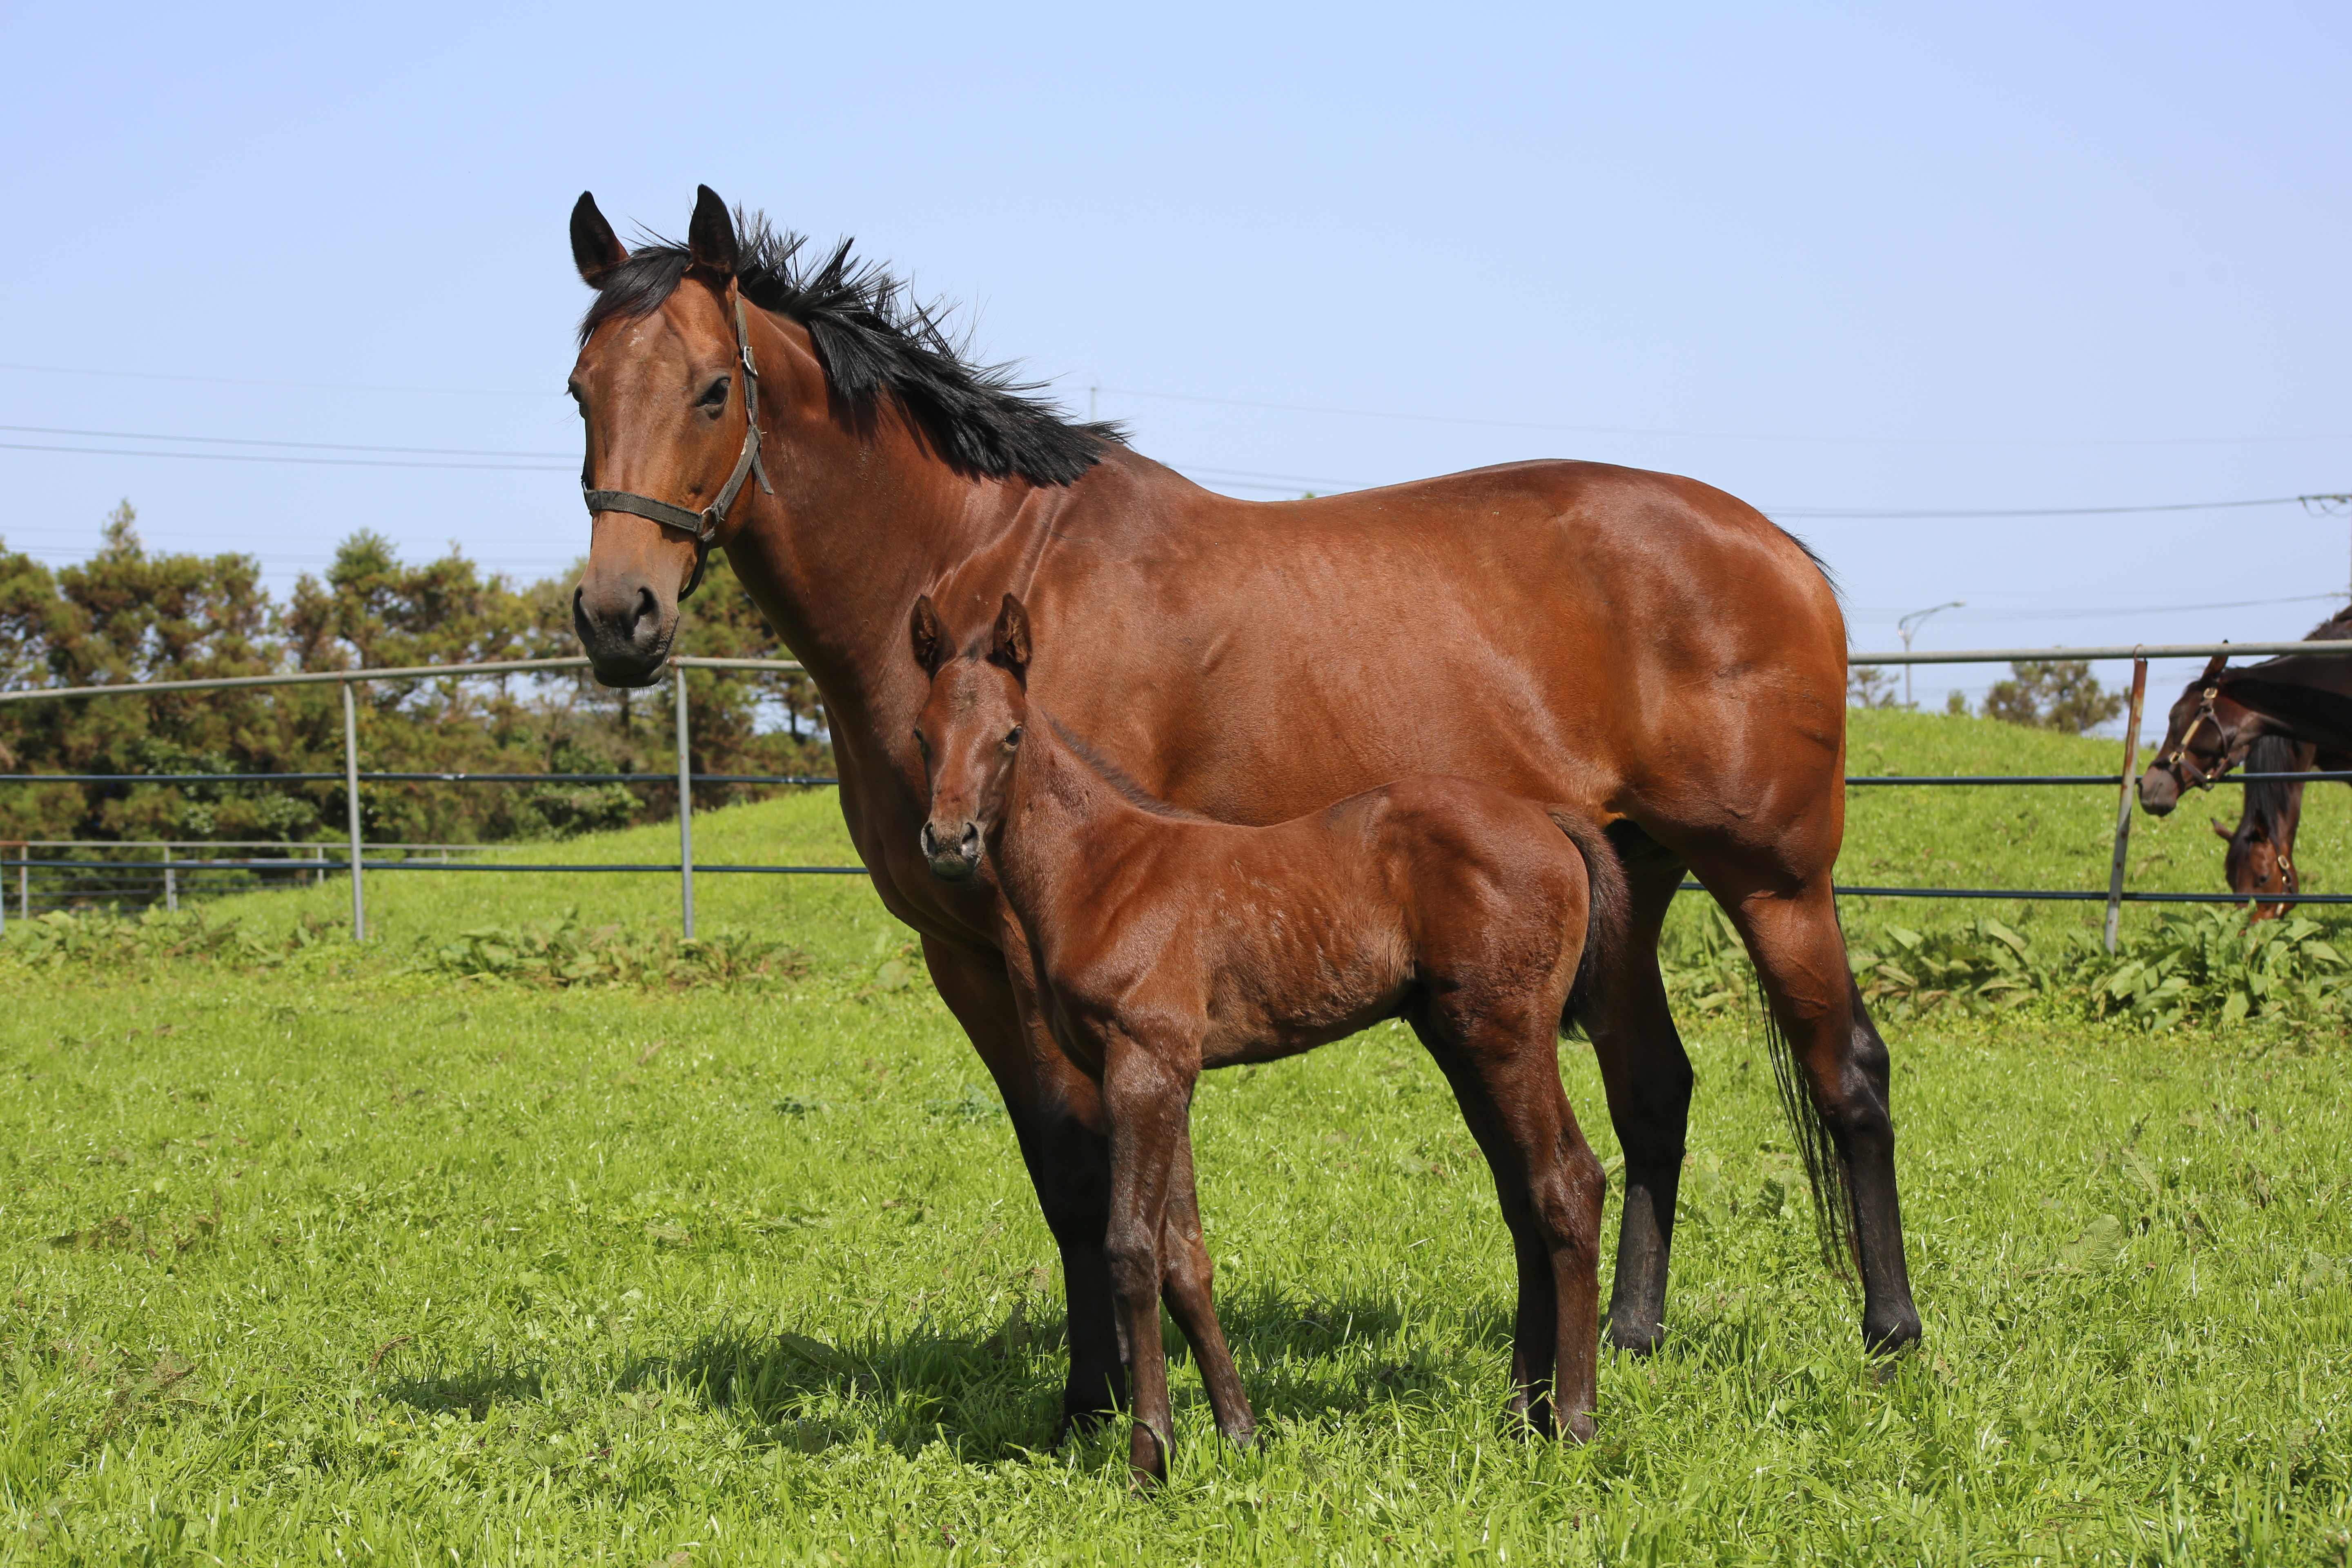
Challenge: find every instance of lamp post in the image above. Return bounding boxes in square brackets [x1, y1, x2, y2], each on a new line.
[1897, 601, 1964, 709]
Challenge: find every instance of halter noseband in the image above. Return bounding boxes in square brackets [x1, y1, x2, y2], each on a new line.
[580, 292, 774, 601]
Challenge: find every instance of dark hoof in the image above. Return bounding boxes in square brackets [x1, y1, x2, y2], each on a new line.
[1863, 1312, 1922, 1360]
[1055, 1404, 1118, 1447]
[1606, 1321, 1666, 1356]
[1220, 1421, 1259, 1452]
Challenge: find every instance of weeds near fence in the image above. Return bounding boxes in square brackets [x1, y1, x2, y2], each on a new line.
[1667, 901, 2352, 1031]
[419, 906, 808, 990]
[0, 906, 340, 970]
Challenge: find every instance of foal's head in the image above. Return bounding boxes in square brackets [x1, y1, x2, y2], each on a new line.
[909, 592, 1033, 882]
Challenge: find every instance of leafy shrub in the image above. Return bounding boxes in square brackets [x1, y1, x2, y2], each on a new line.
[1660, 899, 2352, 1031]
[419, 907, 806, 991]
[0, 906, 334, 969]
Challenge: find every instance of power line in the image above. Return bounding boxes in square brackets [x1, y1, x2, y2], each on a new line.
[1772, 496, 2308, 519]
[0, 361, 548, 399]
[1094, 384, 2352, 448]
[0, 423, 571, 460]
[0, 441, 570, 473]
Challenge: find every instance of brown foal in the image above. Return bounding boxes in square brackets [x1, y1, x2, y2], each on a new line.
[912, 592, 1629, 1483]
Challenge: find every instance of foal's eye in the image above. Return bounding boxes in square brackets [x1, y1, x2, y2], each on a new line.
[1004, 726, 1023, 748]
[697, 375, 731, 411]
[912, 728, 930, 757]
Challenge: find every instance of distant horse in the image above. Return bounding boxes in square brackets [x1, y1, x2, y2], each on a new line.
[566, 186, 1923, 1434]
[2140, 607, 2352, 915]
[913, 592, 1627, 1480]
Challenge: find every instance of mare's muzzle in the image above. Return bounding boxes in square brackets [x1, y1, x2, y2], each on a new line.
[2136, 764, 2182, 816]
[922, 819, 982, 881]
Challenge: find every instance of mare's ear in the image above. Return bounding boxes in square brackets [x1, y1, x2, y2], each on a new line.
[2198, 652, 2229, 687]
[688, 185, 739, 276]
[909, 595, 947, 675]
[571, 193, 628, 286]
[991, 594, 1032, 681]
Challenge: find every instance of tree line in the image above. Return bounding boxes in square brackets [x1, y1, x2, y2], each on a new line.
[0, 503, 829, 848]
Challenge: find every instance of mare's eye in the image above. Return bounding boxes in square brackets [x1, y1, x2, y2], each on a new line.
[566, 381, 586, 418]
[697, 375, 731, 411]
[1005, 725, 1023, 748]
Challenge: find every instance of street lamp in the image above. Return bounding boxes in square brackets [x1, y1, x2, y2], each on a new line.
[1897, 601, 1964, 709]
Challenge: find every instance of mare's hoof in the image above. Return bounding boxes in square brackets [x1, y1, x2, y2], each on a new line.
[1862, 1312, 1923, 1360]
[1221, 1421, 1259, 1452]
[1605, 1321, 1666, 1356]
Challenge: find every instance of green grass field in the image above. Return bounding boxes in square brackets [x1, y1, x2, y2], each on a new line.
[0, 710, 2347, 1564]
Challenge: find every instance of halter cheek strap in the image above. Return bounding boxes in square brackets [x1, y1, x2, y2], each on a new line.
[581, 293, 775, 602]
[2155, 684, 2228, 789]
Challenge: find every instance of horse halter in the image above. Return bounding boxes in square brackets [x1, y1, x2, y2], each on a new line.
[2152, 655, 2234, 791]
[580, 293, 774, 601]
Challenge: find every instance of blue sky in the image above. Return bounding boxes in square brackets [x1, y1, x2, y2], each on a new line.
[3, 1, 2346, 722]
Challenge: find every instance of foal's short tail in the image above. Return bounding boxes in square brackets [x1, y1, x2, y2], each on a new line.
[1545, 807, 1630, 1038]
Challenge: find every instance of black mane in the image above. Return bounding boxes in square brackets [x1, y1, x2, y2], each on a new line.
[581, 212, 1124, 486]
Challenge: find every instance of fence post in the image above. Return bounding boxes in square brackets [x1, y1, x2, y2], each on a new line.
[164, 843, 176, 914]
[343, 678, 366, 941]
[2103, 653, 2149, 953]
[674, 658, 695, 939]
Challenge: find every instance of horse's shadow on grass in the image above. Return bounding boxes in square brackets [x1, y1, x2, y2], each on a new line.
[623, 1286, 1513, 1460]
[381, 1361, 545, 1422]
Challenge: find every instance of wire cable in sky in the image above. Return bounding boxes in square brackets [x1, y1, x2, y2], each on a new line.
[0, 441, 570, 472]
[0, 423, 572, 460]
[0, 361, 548, 398]
[1095, 385, 2352, 448]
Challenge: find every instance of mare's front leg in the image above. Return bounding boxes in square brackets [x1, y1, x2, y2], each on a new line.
[1096, 1026, 1195, 1486]
[1156, 1111, 1256, 1447]
[920, 933, 1126, 1434]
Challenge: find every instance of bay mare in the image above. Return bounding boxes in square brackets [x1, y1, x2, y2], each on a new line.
[913, 592, 1629, 1479]
[565, 187, 1922, 1434]
[2141, 606, 2352, 915]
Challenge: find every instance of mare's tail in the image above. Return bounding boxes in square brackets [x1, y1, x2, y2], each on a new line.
[1545, 806, 1629, 1038]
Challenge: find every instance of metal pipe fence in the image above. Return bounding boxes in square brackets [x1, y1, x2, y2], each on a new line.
[3, 640, 2349, 943]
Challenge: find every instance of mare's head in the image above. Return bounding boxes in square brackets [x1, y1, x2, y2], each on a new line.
[2137, 655, 2255, 815]
[568, 187, 765, 684]
[565, 186, 1118, 687]
[909, 592, 1033, 882]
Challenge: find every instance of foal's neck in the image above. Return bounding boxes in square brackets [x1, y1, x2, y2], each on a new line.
[993, 710, 1169, 915]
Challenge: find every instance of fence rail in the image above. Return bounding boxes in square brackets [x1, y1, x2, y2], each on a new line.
[2, 641, 2344, 944]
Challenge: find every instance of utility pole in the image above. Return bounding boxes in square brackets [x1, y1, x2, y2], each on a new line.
[1089, 385, 1100, 423]
[1897, 601, 1964, 709]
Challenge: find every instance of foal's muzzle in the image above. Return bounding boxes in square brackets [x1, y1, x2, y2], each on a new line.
[922, 820, 982, 881]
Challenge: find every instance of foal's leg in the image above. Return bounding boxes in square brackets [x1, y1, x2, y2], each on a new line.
[1412, 1000, 1607, 1440]
[1158, 1124, 1257, 1446]
[1584, 853, 1697, 1353]
[1713, 878, 1922, 1352]
[1098, 1029, 1195, 1485]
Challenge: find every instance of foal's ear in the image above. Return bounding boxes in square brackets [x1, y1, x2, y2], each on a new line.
[2212, 819, 2236, 842]
[991, 594, 1032, 681]
[570, 192, 628, 286]
[909, 595, 947, 675]
[687, 185, 739, 276]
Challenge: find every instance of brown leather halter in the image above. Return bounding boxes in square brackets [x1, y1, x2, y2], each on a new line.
[580, 292, 773, 601]
[2151, 653, 2236, 791]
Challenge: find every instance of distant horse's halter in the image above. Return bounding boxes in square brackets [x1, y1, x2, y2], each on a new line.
[581, 292, 773, 601]
[2152, 653, 2235, 791]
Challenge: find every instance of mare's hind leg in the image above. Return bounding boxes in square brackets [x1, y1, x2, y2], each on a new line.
[1157, 1122, 1257, 1446]
[1585, 846, 1697, 1354]
[1713, 878, 1922, 1352]
[1410, 999, 1607, 1440]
